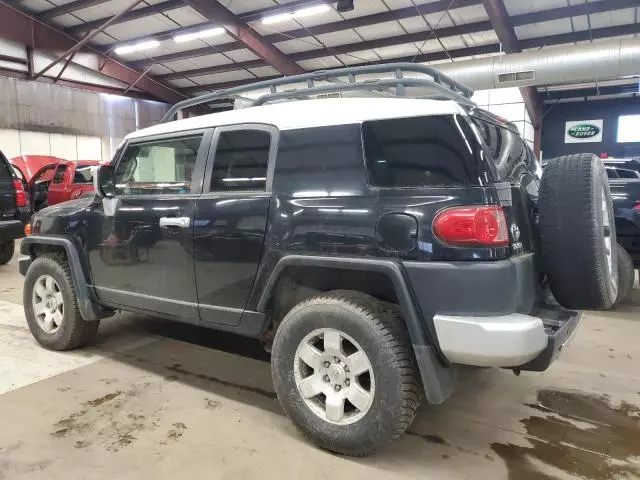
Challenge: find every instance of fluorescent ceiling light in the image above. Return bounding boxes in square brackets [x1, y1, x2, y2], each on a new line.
[173, 27, 225, 43]
[114, 40, 159, 55]
[295, 4, 331, 17]
[262, 3, 329, 24]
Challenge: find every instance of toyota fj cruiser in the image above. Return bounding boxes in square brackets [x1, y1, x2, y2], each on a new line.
[19, 64, 618, 455]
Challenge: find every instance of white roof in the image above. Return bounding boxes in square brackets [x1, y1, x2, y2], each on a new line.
[125, 97, 464, 140]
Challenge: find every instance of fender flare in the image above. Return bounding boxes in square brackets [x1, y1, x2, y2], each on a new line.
[20, 235, 103, 321]
[256, 255, 439, 352]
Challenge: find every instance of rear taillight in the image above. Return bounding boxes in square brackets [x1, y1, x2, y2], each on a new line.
[634, 201, 640, 212]
[433, 206, 509, 247]
[13, 179, 28, 208]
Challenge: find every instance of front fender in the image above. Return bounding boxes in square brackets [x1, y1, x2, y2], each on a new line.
[20, 235, 103, 321]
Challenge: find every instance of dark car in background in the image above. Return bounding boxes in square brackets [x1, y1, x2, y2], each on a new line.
[0, 151, 31, 264]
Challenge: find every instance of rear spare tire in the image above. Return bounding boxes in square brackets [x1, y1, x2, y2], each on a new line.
[614, 244, 634, 306]
[539, 153, 617, 310]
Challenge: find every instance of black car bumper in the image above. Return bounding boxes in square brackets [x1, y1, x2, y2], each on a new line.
[18, 256, 31, 276]
[402, 254, 581, 371]
[0, 220, 24, 243]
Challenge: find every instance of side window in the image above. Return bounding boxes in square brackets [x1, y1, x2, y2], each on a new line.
[73, 166, 93, 184]
[210, 130, 270, 192]
[114, 134, 203, 195]
[472, 118, 528, 182]
[363, 115, 482, 188]
[52, 164, 67, 184]
[606, 168, 619, 179]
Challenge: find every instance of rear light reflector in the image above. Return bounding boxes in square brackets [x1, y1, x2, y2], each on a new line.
[13, 179, 28, 207]
[433, 206, 509, 246]
[634, 201, 640, 212]
[24, 222, 31, 236]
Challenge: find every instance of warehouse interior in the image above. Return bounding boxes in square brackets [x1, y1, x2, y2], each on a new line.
[0, 0, 639, 478]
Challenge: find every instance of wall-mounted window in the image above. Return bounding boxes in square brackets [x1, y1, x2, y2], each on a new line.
[617, 115, 640, 143]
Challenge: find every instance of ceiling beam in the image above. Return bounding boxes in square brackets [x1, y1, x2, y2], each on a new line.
[40, 0, 115, 19]
[157, 19, 493, 81]
[108, 0, 482, 50]
[0, 3, 186, 104]
[181, 0, 303, 76]
[510, 0, 640, 27]
[521, 23, 640, 49]
[181, 43, 503, 94]
[67, 0, 345, 36]
[69, 0, 184, 35]
[482, 0, 541, 134]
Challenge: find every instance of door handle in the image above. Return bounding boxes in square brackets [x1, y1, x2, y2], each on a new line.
[159, 216, 191, 228]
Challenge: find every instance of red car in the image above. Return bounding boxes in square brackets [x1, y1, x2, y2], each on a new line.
[47, 160, 100, 206]
[10, 155, 65, 211]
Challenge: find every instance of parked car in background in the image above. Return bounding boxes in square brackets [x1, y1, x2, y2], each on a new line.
[604, 158, 640, 179]
[610, 179, 640, 270]
[10, 155, 65, 211]
[0, 151, 30, 264]
[47, 160, 100, 206]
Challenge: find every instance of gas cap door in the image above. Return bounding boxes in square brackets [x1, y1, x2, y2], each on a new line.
[376, 213, 418, 253]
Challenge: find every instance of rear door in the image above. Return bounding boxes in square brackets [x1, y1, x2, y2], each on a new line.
[194, 124, 276, 326]
[88, 129, 212, 320]
[0, 152, 17, 221]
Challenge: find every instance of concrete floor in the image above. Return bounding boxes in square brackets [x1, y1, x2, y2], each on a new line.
[1, 244, 639, 480]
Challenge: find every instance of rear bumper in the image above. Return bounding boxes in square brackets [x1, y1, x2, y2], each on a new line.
[433, 307, 581, 369]
[403, 254, 581, 371]
[0, 220, 24, 243]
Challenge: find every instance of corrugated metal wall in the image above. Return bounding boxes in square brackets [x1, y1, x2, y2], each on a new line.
[0, 76, 169, 160]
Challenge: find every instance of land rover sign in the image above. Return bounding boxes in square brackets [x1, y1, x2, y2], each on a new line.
[565, 119, 603, 143]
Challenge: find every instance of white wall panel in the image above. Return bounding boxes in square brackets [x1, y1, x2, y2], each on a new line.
[19, 131, 50, 156]
[50, 134, 78, 160]
[0, 129, 21, 159]
[76, 136, 102, 160]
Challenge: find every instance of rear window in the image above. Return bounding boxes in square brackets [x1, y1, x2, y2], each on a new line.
[73, 166, 93, 184]
[471, 117, 530, 181]
[362, 115, 482, 188]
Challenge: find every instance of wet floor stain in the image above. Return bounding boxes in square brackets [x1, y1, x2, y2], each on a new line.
[83, 391, 122, 407]
[492, 389, 640, 480]
[407, 432, 450, 446]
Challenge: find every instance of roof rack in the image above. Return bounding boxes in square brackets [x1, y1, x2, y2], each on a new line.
[161, 62, 475, 123]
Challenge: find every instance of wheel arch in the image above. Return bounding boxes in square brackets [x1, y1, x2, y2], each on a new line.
[256, 255, 457, 404]
[20, 235, 103, 321]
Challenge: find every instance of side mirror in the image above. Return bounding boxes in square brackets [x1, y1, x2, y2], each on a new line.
[92, 165, 115, 199]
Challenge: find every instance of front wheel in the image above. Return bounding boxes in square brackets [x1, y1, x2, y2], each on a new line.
[23, 255, 100, 350]
[271, 291, 421, 456]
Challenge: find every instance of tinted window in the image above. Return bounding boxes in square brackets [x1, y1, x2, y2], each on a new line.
[210, 130, 270, 192]
[363, 115, 482, 188]
[472, 117, 527, 181]
[73, 166, 93, 184]
[616, 168, 640, 179]
[52, 164, 67, 184]
[0, 156, 10, 180]
[115, 135, 202, 195]
[274, 125, 366, 195]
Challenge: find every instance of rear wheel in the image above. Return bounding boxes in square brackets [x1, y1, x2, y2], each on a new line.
[539, 153, 617, 310]
[23, 255, 100, 350]
[0, 241, 14, 265]
[614, 245, 634, 306]
[271, 291, 421, 456]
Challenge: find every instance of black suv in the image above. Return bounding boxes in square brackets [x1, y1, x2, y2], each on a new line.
[19, 64, 618, 455]
[0, 150, 30, 264]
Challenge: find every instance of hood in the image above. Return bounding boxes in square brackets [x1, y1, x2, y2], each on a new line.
[10, 156, 65, 184]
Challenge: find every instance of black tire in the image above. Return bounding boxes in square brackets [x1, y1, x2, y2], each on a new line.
[271, 290, 421, 456]
[539, 153, 617, 310]
[23, 254, 100, 350]
[614, 245, 634, 306]
[0, 241, 14, 265]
